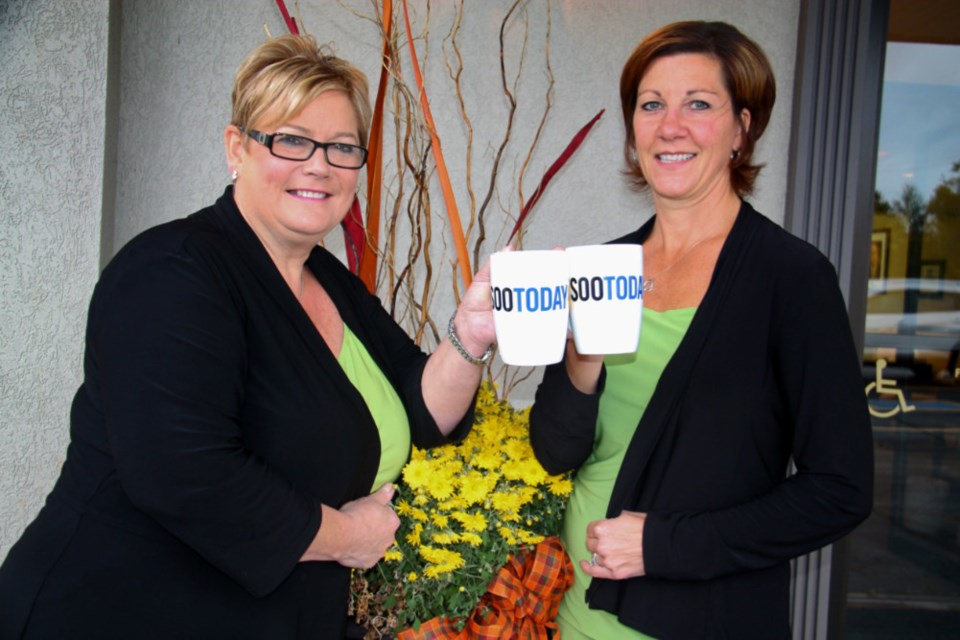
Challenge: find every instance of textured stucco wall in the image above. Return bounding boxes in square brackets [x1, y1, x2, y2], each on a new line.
[1, 0, 799, 561]
[114, 0, 799, 251]
[0, 0, 108, 558]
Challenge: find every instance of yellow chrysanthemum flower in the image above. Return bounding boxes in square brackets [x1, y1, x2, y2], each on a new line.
[518, 459, 549, 485]
[437, 496, 470, 512]
[418, 546, 464, 566]
[497, 526, 518, 546]
[394, 499, 414, 517]
[402, 458, 433, 489]
[450, 511, 487, 532]
[431, 531, 459, 545]
[501, 437, 527, 461]
[425, 473, 456, 500]
[458, 531, 484, 547]
[502, 458, 548, 485]
[419, 545, 466, 578]
[405, 522, 423, 546]
[471, 447, 503, 471]
[458, 470, 499, 505]
[516, 485, 538, 505]
[410, 506, 429, 522]
[518, 529, 545, 545]
[490, 491, 522, 518]
[548, 476, 574, 497]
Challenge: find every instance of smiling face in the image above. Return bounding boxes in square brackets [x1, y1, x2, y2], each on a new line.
[226, 90, 361, 254]
[632, 53, 750, 209]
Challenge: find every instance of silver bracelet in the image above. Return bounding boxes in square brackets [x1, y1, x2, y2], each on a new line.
[447, 313, 493, 365]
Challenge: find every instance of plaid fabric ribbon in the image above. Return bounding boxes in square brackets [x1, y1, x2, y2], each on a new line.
[397, 536, 574, 640]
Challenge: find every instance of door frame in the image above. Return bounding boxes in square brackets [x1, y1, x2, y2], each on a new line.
[785, 0, 890, 638]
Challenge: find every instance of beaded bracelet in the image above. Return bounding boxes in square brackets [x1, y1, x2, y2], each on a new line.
[447, 313, 494, 365]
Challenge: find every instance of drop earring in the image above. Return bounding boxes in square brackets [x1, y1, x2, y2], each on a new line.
[231, 169, 238, 183]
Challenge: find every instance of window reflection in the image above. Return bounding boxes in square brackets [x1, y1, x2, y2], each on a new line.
[849, 37, 960, 638]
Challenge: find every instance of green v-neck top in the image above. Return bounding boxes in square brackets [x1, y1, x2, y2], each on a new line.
[337, 325, 411, 492]
[558, 306, 696, 640]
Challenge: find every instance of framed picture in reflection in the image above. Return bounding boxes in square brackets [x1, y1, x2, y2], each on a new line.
[870, 229, 890, 284]
[919, 259, 945, 298]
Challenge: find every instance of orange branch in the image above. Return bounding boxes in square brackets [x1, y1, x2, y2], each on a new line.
[358, 0, 394, 292]
[401, 0, 472, 288]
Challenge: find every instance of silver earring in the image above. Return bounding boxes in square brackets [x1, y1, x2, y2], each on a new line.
[730, 150, 739, 161]
[231, 169, 238, 182]
[630, 149, 638, 163]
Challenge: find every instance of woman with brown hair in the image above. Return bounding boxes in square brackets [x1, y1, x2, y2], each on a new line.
[530, 21, 873, 639]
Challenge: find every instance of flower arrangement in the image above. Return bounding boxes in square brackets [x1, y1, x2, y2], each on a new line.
[351, 382, 574, 637]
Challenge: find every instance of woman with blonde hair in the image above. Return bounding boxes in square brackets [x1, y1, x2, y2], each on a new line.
[0, 34, 495, 639]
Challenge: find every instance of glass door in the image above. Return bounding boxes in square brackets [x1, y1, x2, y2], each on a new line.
[846, 6, 960, 637]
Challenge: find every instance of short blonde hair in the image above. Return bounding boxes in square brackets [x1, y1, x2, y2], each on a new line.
[231, 34, 372, 147]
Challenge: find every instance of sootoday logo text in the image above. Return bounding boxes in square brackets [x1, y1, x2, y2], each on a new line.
[491, 284, 567, 313]
[569, 275, 643, 303]
[491, 274, 643, 313]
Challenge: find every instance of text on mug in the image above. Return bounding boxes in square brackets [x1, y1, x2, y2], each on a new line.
[491, 285, 568, 312]
[568, 275, 643, 302]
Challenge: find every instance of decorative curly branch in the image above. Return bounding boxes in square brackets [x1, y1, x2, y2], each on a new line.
[513, 0, 554, 247]
[473, 0, 523, 266]
[313, 2, 597, 400]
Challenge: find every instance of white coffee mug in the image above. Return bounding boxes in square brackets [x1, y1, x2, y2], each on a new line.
[566, 244, 643, 355]
[489, 250, 570, 366]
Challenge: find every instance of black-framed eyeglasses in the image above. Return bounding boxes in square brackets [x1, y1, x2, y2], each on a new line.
[242, 128, 368, 169]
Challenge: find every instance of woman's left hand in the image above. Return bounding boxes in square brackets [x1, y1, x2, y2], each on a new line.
[581, 511, 647, 580]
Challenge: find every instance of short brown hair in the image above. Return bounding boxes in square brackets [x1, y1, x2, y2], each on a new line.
[619, 21, 776, 197]
[231, 34, 371, 147]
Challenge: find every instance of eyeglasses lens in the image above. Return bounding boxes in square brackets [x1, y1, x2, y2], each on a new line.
[271, 134, 365, 168]
[325, 145, 366, 169]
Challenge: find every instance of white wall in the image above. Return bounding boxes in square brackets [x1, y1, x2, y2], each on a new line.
[0, 0, 109, 556]
[114, 0, 799, 252]
[0, 0, 799, 560]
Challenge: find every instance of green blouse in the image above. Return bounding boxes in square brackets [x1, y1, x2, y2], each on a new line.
[557, 306, 695, 640]
[337, 325, 412, 492]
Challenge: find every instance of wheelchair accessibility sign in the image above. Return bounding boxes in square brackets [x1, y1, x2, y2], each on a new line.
[865, 358, 916, 419]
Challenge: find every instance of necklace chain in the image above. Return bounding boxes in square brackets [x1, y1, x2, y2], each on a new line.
[643, 235, 714, 293]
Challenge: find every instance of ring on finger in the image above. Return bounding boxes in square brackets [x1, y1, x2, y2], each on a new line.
[590, 552, 599, 567]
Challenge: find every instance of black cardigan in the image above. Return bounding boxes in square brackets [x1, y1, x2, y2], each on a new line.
[0, 188, 472, 639]
[530, 202, 873, 639]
